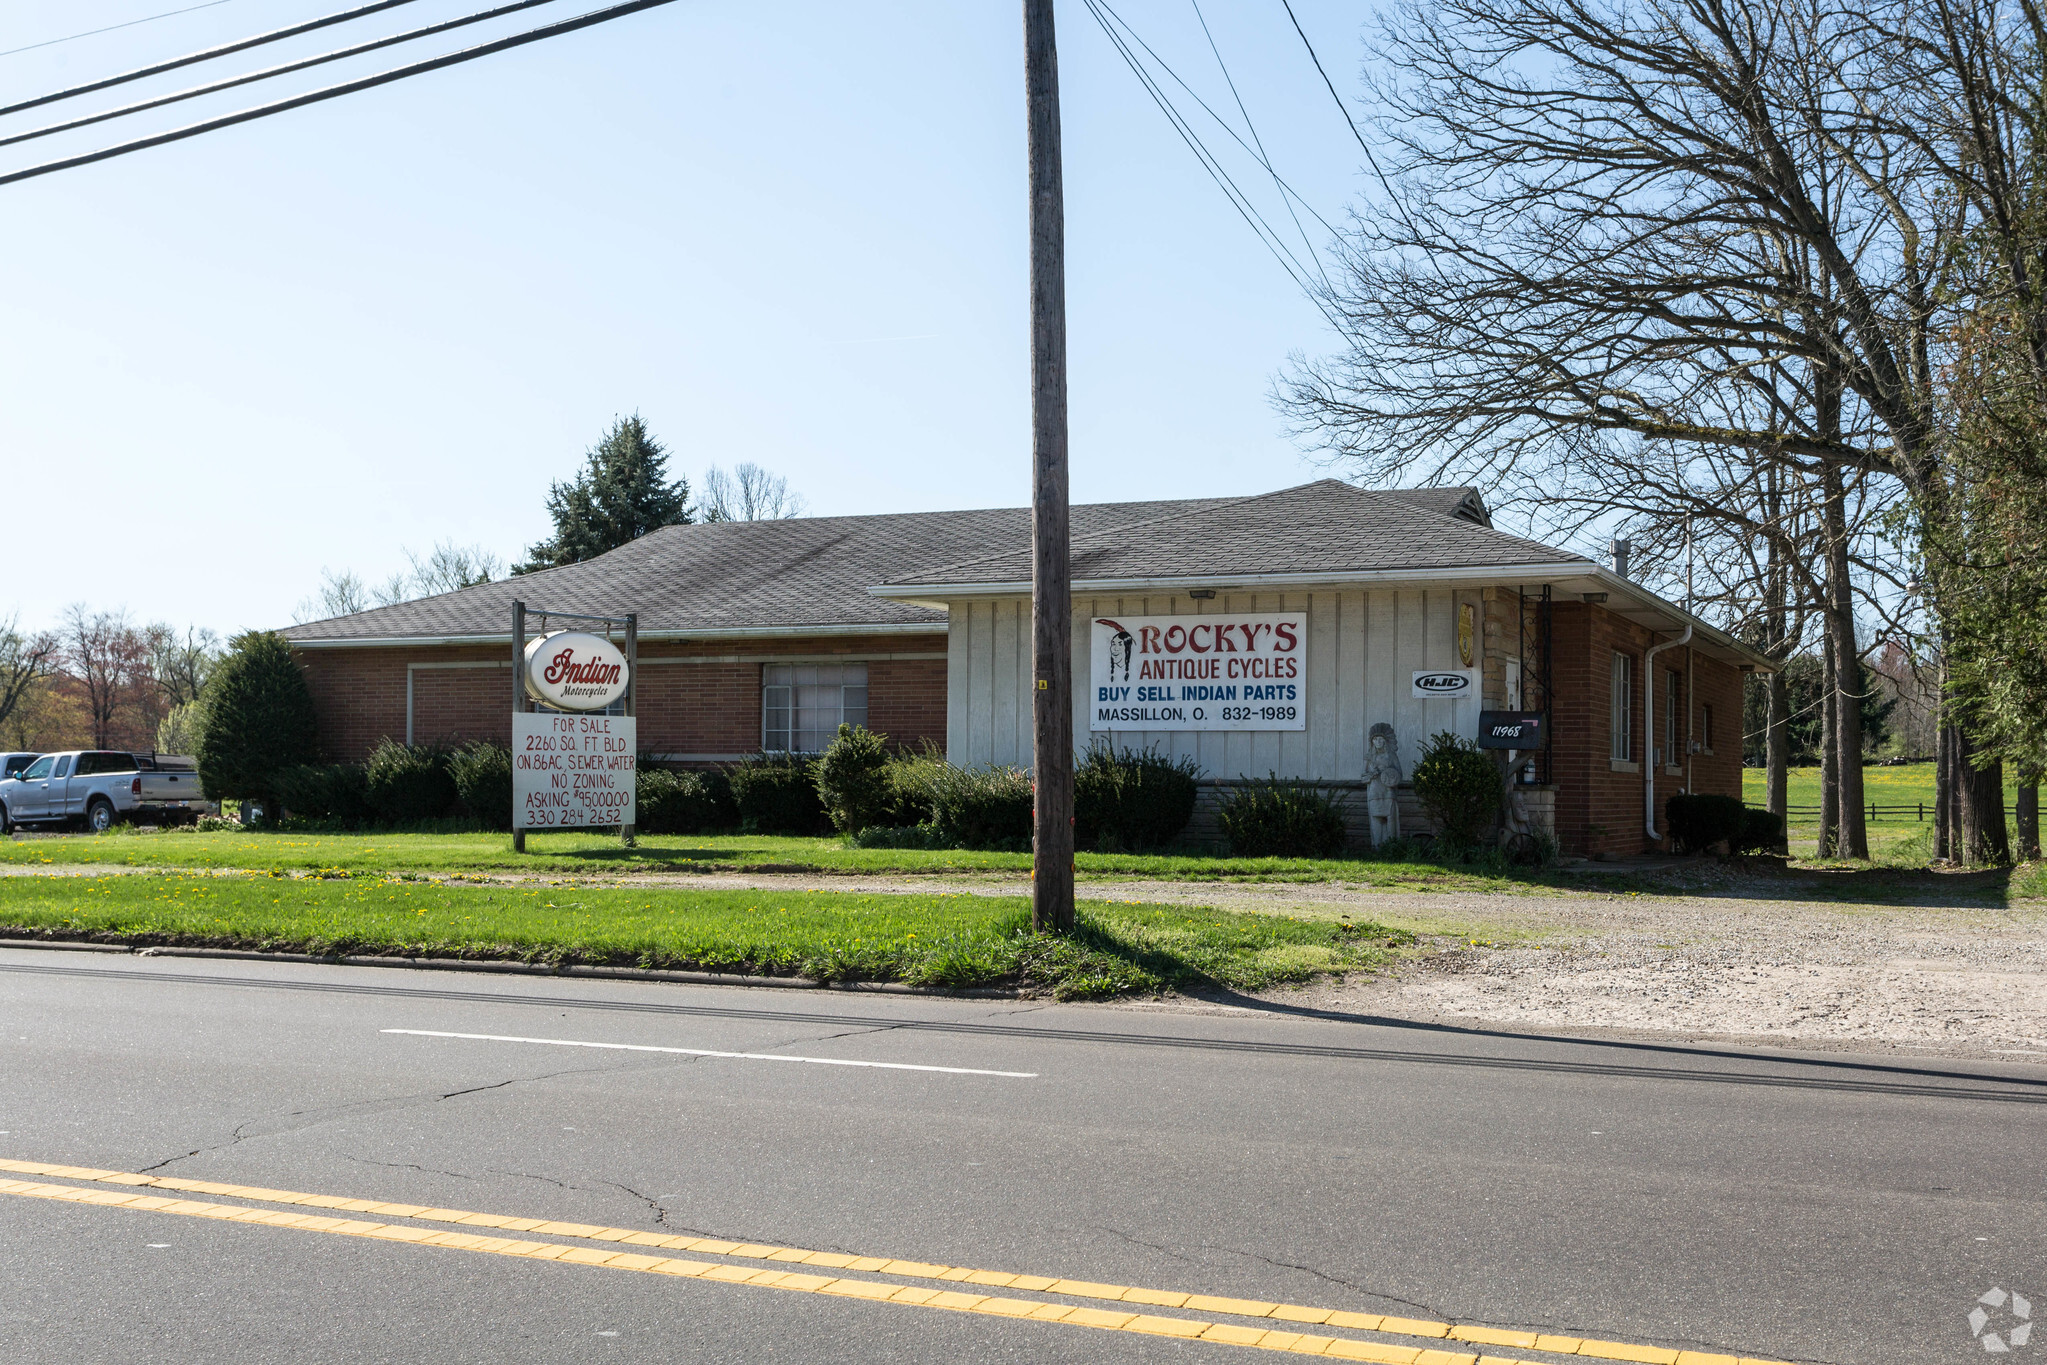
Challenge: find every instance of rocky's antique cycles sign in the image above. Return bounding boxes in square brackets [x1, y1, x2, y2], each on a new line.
[513, 711, 636, 830]
[523, 631, 630, 711]
[1089, 612, 1306, 732]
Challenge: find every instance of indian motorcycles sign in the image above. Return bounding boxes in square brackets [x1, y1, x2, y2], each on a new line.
[523, 631, 630, 712]
[1090, 613, 1307, 732]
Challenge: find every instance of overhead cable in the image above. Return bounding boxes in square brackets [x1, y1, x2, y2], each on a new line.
[0, 0, 244, 60]
[0, 0, 683, 188]
[0, 0, 426, 119]
[0, 0, 568, 152]
[1081, 0, 1340, 323]
[1188, 0, 1330, 293]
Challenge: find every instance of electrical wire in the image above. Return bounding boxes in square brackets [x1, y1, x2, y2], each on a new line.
[0, 0, 683, 188]
[1094, 0, 1336, 243]
[1080, 0, 1340, 323]
[0, 0, 568, 151]
[0, 0, 426, 119]
[0, 0, 244, 60]
[1273, 0, 1402, 206]
[1187, 0, 1329, 293]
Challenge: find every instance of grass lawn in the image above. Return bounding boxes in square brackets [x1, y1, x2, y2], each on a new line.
[1742, 762, 2033, 865]
[0, 872, 1412, 1000]
[0, 826, 1574, 895]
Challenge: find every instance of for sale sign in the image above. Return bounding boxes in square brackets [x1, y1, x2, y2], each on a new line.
[513, 711, 636, 829]
[1088, 612, 1306, 732]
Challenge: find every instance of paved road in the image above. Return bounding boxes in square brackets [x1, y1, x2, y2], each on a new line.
[1, 946, 2041, 1364]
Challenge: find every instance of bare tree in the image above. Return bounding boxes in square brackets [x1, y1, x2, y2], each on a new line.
[0, 614, 58, 742]
[1276, 0, 2017, 855]
[61, 605, 147, 750]
[295, 569, 372, 625]
[294, 540, 504, 624]
[698, 463, 807, 522]
[400, 541, 503, 597]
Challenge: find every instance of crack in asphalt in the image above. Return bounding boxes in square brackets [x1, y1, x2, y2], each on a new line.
[131, 1063, 615, 1174]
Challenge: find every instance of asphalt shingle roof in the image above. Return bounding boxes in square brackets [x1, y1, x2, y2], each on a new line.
[883, 480, 1579, 589]
[285, 482, 1526, 643]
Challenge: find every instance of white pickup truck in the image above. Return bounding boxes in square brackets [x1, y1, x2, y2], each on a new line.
[0, 751, 208, 833]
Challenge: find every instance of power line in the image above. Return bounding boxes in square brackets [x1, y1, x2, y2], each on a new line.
[0, 0, 427, 120]
[0, 0, 683, 188]
[1080, 0, 1338, 322]
[1096, 0, 1336, 242]
[1187, 0, 1329, 292]
[0, 0, 245, 60]
[1273, 0, 1402, 206]
[0, 0, 568, 152]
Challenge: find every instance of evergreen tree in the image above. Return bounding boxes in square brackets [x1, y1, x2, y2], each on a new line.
[516, 415, 691, 572]
[196, 631, 320, 818]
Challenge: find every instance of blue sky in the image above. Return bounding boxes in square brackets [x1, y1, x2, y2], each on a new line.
[2, 0, 1379, 637]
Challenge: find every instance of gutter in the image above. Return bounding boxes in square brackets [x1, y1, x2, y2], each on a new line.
[871, 562, 1771, 671]
[868, 561, 1600, 600]
[1642, 625, 1693, 841]
[286, 620, 945, 650]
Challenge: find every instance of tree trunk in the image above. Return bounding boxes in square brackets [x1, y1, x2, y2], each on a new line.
[1764, 471, 1790, 852]
[1821, 462, 1868, 857]
[1955, 727, 2011, 865]
[2017, 778, 2041, 862]
[1818, 633, 1839, 858]
[1935, 675, 1953, 862]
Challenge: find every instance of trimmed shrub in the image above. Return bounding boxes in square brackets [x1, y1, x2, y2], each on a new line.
[449, 740, 513, 830]
[196, 630, 320, 818]
[815, 724, 895, 834]
[1411, 732, 1502, 848]
[1736, 804, 1786, 855]
[1667, 793, 1747, 853]
[1074, 743, 1201, 851]
[850, 824, 947, 850]
[1216, 776, 1348, 858]
[728, 754, 827, 835]
[927, 764, 1034, 851]
[274, 762, 370, 824]
[639, 767, 736, 835]
[364, 739, 459, 825]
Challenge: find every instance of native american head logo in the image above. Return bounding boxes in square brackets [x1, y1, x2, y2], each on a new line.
[1098, 619, 1134, 682]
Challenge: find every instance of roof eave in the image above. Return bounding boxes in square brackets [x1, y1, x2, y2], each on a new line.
[286, 620, 946, 649]
[870, 561, 1599, 599]
[870, 562, 1776, 671]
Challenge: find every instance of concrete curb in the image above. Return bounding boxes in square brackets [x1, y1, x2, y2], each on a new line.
[0, 936, 1023, 998]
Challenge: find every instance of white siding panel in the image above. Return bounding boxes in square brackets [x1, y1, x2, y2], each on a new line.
[965, 584, 1472, 782]
[992, 598, 1022, 768]
[946, 604, 969, 767]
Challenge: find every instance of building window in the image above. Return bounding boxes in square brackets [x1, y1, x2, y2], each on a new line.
[1610, 652, 1632, 762]
[763, 663, 868, 753]
[1701, 703, 1714, 753]
[1664, 671, 1682, 768]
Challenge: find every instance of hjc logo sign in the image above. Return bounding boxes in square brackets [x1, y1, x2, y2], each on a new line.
[1411, 670, 1474, 699]
[523, 631, 630, 711]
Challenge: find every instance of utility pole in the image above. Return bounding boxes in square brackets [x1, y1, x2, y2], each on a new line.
[1024, 0, 1074, 934]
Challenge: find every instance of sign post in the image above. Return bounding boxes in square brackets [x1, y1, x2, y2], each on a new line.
[510, 602, 638, 852]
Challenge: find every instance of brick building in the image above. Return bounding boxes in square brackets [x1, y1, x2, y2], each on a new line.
[284, 481, 1766, 855]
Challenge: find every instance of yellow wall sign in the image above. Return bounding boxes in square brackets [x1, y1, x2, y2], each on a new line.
[1457, 602, 1475, 667]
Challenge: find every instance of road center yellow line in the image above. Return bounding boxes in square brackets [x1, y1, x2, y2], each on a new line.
[0, 1157, 1782, 1365]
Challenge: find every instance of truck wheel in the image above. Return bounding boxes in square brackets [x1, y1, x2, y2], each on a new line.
[86, 799, 116, 834]
[0, 802, 10, 834]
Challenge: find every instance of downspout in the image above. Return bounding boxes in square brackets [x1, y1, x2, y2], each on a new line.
[1643, 626, 1693, 841]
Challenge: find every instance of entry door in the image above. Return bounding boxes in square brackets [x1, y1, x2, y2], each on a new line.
[9, 755, 54, 819]
[47, 754, 78, 817]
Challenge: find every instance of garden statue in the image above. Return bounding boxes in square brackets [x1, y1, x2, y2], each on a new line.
[1364, 722, 1403, 846]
